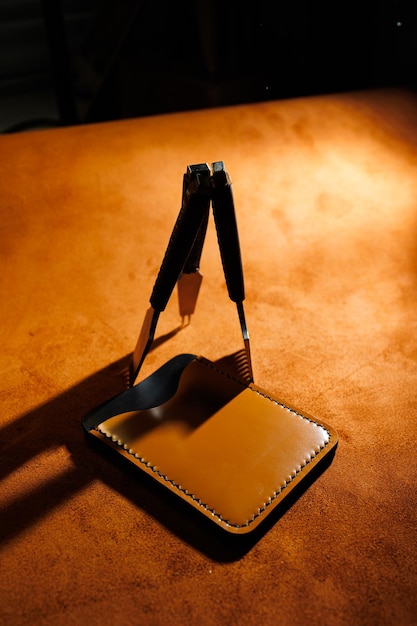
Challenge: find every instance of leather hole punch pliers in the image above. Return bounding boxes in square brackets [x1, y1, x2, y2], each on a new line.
[129, 161, 253, 387]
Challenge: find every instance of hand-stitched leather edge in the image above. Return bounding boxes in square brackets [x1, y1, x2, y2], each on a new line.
[96, 424, 331, 529]
[95, 358, 334, 530]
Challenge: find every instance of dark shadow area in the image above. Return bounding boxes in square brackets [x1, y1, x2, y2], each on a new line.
[83, 352, 249, 434]
[2, 2, 416, 132]
[0, 354, 129, 485]
[3, 0, 412, 130]
[0, 344, 336, 561]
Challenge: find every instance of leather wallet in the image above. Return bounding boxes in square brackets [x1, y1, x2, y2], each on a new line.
[83, 353, 337, 534]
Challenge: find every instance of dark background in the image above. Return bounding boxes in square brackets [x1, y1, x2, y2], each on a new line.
[1, 0, 416, 130]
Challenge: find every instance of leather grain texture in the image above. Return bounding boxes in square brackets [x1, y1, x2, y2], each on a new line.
[1, 88, 416, 625]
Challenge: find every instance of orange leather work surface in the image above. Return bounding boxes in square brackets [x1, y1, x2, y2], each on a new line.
[1, 88, 416, 624]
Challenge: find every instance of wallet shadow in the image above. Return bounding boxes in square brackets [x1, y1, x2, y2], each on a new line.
[1, 347, 336, 563]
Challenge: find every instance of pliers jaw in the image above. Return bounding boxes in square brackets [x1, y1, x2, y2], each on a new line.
[177, 164, 211, 324]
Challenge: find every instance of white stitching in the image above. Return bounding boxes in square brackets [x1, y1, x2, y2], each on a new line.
[96, 359, 333, 529]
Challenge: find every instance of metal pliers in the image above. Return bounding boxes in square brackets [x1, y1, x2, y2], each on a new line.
[130, 161, 253, 386]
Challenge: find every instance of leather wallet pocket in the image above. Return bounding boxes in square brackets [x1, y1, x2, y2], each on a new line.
[83, 355, 337, 534]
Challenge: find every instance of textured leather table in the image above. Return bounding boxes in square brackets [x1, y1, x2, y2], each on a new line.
[1, 88, 416, 625]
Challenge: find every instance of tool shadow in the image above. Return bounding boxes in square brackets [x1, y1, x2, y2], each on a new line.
[0, 345, 333, 562]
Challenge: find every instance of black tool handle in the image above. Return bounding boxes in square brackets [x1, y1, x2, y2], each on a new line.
[182, 208, 209, 274]
[211, 161, 245, 303]
[150, 165, 211, 312]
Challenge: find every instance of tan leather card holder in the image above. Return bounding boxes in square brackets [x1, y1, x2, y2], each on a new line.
[87, 356, 337, 534]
